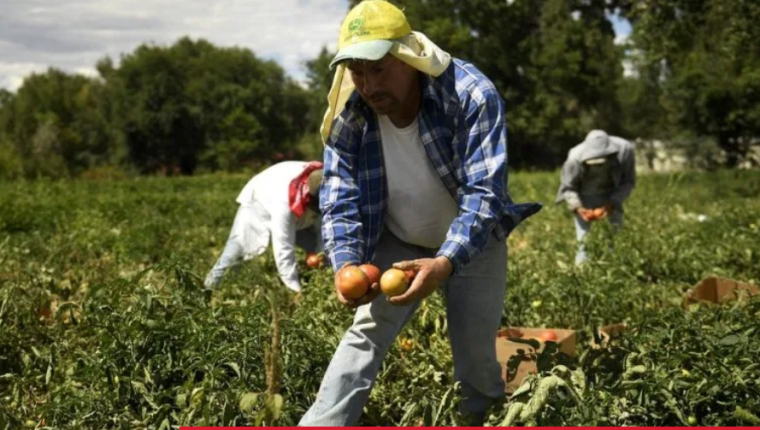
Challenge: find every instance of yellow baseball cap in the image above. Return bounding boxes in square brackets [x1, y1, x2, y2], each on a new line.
[330, 0, 412, 69]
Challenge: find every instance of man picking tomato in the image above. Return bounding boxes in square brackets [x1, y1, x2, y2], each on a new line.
[301, 1, 541, 425]
[204, 161, 323, 294]
[555, 129, 636, 265]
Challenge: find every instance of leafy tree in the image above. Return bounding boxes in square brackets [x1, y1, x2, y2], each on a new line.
[345, 0, 626, 168]
[101, 37, 311, 174]
[0, 69, 117, 177]
[296, 47, 336, 161]
[629, 0, 760, 166]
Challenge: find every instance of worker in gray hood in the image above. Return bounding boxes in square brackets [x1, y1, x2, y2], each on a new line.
[556, 130, 636, 265]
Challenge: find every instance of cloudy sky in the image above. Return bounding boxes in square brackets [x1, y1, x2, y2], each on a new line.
[0, 0, 631, 91]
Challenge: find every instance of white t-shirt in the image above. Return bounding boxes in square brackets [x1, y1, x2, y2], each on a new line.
[378, 115, 459, 249]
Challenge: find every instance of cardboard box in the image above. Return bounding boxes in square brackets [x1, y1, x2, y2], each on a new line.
[683, 276, 759, 306]
[495, 327, 576, 393]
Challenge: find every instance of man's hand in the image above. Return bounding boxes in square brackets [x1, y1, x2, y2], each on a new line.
[388, 256, 453, 306]
[576, 207, 595, 222]
[334, 264, 380, 308]
[593, 203, 615, 220]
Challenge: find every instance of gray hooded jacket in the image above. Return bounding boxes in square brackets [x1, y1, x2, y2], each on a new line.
[555, 130, 636, 211]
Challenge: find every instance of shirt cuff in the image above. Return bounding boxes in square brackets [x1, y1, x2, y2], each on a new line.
[329, 248, 363, 272]
[564, 193, 582, 211]
[281, 276, 302, 293]
[436, 239, 471, 275]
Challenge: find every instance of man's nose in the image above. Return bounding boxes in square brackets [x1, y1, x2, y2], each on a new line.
[362, 74, 378, 96]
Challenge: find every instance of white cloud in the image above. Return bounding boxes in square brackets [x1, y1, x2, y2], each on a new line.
[0, 62, 49, 91]
[622, 59, 637, 78]
[74, 67, 99, 78]
[1, 1, 636, 92]
[614, 33, 629, 46]
[0, 0, 348, 91]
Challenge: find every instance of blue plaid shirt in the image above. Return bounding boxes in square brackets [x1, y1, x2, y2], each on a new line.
[320, 59, 542, 273]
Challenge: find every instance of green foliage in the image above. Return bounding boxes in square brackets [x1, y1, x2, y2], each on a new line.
[0, 69, 119, 178]
[348, 0, 625, 168]
[103, 37, 311, 175]
[629, 0, 760, 165]
[496, 300, 760, 426]
[1, 0, 758, 174]
[0, 39, 314, 179]
[1, 170, 759, 427]
[0, 139, 23, 180]
[295, 47, 336, 162]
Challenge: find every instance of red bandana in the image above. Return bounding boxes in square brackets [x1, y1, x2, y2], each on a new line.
[289, 161, 324, 218]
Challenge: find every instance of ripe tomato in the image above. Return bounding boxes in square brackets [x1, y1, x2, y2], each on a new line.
[404, 269, 416, 282]
[539, 330, 558, 342]
[359, 264, 382, 285]
[305, 253, 324, 269]
[380, 268, 410, 297]
[336, 266, 370, 300]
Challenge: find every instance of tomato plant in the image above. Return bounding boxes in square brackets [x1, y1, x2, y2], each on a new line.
[0, 170, 758, 427]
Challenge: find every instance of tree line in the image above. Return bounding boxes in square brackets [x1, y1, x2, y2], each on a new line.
[1, 0, 758, 179]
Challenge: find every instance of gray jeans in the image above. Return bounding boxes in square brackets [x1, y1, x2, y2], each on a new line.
[204, 206, 320, 290]
[300, 232, 507, 426]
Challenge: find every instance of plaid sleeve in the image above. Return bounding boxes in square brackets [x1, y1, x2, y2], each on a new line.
[320, 113, 365, 271]
[436, 86, 509, 273]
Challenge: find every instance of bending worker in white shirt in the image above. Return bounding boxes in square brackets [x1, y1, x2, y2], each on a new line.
[204, 161, 324, 293]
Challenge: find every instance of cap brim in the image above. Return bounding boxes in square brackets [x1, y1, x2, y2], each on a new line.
[579, 147, 619, 162]
[329, 40, 394, 69]
[584, 157, 608, 165]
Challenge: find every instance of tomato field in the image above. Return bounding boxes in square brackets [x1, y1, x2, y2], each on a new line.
[2, 170, 759, 428]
